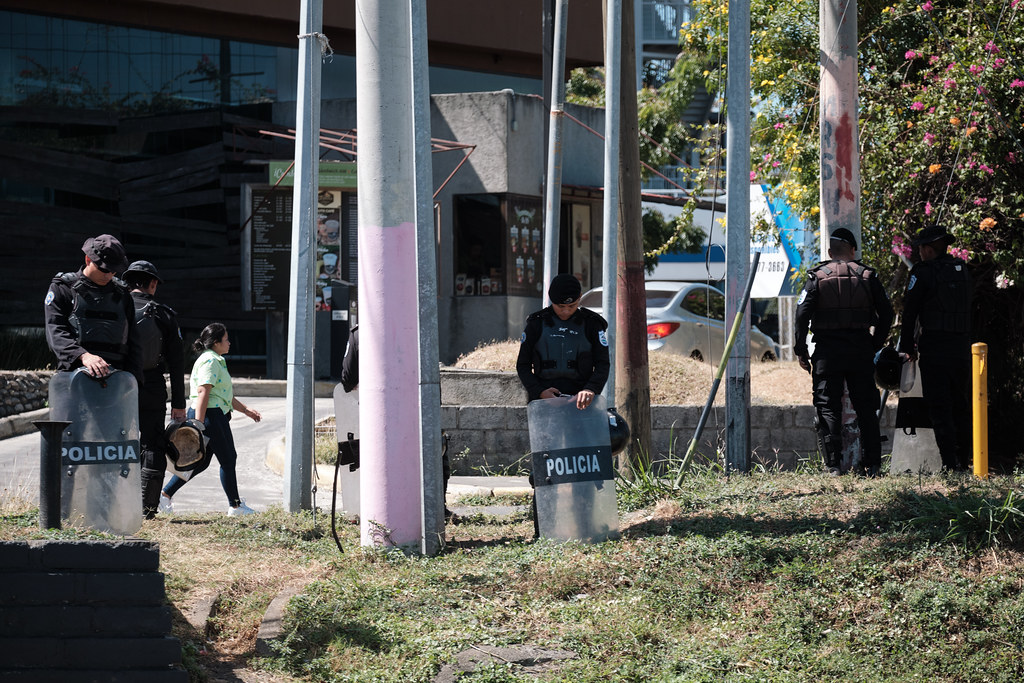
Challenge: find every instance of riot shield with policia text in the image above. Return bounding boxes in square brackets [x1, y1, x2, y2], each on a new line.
[528, 393, 619, 543]
[48, 368, 142, 535]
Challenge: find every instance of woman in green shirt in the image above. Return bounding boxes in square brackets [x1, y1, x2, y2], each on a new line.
[159, 323, 262, 516]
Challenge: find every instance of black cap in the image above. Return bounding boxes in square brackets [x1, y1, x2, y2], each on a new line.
[82, 234, 128, 273]
[548, 274, 582, 305]
[911, 225, 952, 247]
[829, 228, 857, 250]
[124, 260, 163, 283]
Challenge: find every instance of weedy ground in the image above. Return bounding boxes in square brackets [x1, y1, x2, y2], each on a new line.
[4, 467, 1024, 682]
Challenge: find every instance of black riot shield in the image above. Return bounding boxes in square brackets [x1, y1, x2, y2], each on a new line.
[332, 384, 360, 517]
[528, 394, 619, 543]
[48, 368, 142, 535]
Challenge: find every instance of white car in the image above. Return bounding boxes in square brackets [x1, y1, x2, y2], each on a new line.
[579, 281, 779, 365]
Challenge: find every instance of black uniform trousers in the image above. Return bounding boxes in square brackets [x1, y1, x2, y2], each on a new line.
[811, 349, 883, 470]
[139, 369, 169, 517]
[919, 351, 972, 471]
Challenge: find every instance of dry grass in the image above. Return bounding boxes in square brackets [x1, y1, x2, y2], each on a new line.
[451, 339, 824, 405]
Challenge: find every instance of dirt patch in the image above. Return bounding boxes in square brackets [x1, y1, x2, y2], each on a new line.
[450, 340, 894, 406]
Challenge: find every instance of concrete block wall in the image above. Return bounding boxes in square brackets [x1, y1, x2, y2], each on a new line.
[0, 540, 186, 682]
[441, 403, 900, 475]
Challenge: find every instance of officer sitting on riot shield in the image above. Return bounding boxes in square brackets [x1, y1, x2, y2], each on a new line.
[124, 260, 187, 519]
[44, 234, 143, 384]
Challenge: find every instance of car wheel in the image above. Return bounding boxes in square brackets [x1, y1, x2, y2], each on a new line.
[690, 350, 703, 362]
[761, 350, 777, 362]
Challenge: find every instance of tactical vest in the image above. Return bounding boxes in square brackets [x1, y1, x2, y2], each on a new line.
[535, 312, 592, 380]
[133, 296, 165, 371]
[61, 273, 130, 363]
[810, 260, 874, 330]
[919, 256, 970, 333]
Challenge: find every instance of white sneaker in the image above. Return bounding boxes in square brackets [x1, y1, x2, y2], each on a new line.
[158, 494, 174, 514]
[227, 500, 256, 516]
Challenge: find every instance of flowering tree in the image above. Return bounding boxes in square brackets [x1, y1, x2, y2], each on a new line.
[682, 0, 1024, 465]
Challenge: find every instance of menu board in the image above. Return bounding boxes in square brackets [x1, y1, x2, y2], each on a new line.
[250, 189, 292, 311]
[247, 188, 345, 312]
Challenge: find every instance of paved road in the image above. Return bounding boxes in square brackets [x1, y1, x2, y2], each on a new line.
[0, 397, 336, 516]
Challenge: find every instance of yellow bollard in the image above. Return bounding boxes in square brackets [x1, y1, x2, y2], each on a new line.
[972, 343, 988, 479]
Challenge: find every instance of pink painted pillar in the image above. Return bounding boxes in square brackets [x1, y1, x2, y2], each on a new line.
[355, 0, 424, 550]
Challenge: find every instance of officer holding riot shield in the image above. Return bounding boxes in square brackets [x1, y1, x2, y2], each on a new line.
[44, 234, 145, 534]
[517, 274, 616, 542]
[898, 225, 973, 472]
[124, 260, 187, 519]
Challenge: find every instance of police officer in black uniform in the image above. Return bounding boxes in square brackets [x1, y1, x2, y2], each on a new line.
[516, 274, 610, 410]
[124, 260, 187, 518]
[898, 225, 972, 472]
[794, 228, 894, 476]
[44, 234, 143, 384]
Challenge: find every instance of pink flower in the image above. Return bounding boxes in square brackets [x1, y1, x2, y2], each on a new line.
[923, 132, 935, 145]
[749, 171, 757, 181]
[979, 164, 994, 174]
[973, 197, 988, 205]
[772, 161, 780, 168]
[993, 58, 1006, 69]
[949, 247, 969, 260]
[969, 64, 983, 75]
[905, 50, 917, 60]
[985, 42, 1000, 54]
[925, 201, 933, 215]
[946, 63, 957, 71]
[892, 236, 913, 259]
[943, 79, 956, 89]
[922, 1, 934, 10]
[929, 56, 940, 65]
[928, 107, 935, 114]
[773, 121, 786, 129]
[911, 101, 925, 111]
[1007, 152, 1018, 163]
[1011, 79, 1024, 88]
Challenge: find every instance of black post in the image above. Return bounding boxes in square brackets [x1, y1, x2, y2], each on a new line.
[34, 420, 71, 530]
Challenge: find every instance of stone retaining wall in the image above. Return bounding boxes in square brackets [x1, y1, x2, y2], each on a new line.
[442, 403, 899, 474]
[0, 371, 52, 418]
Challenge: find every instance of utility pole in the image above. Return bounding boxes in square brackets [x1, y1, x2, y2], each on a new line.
[724, 0, 751, 474]
[820, 0, 860, 252]
[601, 0, 621, 407]
[283, 0, 323, 511]
[615, 0, 651, 477]
[542, 0, 568, 301]
[355, 0, 438, 552]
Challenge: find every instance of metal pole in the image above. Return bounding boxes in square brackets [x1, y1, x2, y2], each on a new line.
[542, 0, 569, 303]
[410, 0, 443, 555]
[972, 343, 988, 479]
[35, 420, 70, 529]
[284, 0, 323, 511]
[725, 0, 751, 474]
[601, 0, 621, 407]
[356, 0, 424, 551]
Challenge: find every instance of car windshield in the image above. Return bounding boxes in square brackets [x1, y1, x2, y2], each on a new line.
[645, 288, 680, 309]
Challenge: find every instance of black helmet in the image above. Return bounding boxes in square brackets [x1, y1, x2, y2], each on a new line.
[874, 346, 902, 391]
[608, 408, 631, 455]
[164, 419, 208, 470]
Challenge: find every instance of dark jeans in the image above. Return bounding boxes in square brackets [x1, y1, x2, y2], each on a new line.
[812, 351, 883, 470]
[919, 352, 972, 470]
[162, 407, 243, 508]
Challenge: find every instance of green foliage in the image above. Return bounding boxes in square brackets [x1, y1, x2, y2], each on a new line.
[641, 206, 705, 273]
[0, 328, 55, 370]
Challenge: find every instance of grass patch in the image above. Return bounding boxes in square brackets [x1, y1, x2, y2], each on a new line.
[5, 471, 1024, 681]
